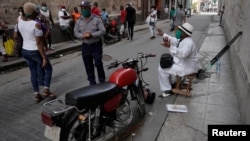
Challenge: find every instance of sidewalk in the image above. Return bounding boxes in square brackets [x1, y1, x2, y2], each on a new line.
[0, 20, 164, 73]
[156, 15, 241, 141]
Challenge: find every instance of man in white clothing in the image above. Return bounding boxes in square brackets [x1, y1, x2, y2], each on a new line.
[157, 22, 199, 97]
[149, 6, 157, 39]
[58, 5, 76, 42]
[164, 5, 169, 19]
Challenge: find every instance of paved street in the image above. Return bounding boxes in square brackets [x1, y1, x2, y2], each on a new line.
[0, 13, 239, 141]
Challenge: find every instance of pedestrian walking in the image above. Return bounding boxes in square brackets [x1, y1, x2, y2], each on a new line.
[219, 5, 225, 26]
[119, 5, 126, 37]
[74, 0, 106, 85]
[169, 7, 176, 31]
[0, 20, 8, 62]
[40, 2, 55, 50]
[173, 4, 186, 31]
[125, 2, 136, 40]
[18, 2, 56, 103]
[164, 5, 169, 19]
[157, 23, 199, 97]
[148, 6, 157, 39]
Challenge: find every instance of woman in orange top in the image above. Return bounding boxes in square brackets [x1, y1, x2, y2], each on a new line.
[72, 7, 81, 25]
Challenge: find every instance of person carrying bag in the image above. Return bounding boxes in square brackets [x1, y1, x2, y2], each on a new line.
[148, 6, 157, 39]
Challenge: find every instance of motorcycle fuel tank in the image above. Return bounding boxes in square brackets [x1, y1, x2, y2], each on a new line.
[109, 68, 137, 87]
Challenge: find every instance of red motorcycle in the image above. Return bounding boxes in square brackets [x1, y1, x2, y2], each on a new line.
[41, 53, 156, 141]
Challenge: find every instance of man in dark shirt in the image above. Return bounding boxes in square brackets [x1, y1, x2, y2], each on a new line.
[125, 2, 136, 40]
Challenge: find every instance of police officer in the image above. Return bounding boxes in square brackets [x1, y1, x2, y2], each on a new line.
[74, 0, 106, 85]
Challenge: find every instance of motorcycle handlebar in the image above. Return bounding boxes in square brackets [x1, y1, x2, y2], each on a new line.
[138, 53, 156, 58]
[106, 53, 156, 69]
[107, 60, 119, 69]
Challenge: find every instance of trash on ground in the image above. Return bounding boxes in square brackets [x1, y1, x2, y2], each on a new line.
[166, 104, 188, 113]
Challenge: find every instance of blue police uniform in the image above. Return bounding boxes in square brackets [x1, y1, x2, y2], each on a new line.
[74, 14, 106, 85]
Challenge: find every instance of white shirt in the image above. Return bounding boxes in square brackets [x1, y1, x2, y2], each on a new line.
[18, 19, 43, 51]
[164, 7, 169, 14]
[162, 33, 199, 76]
[58, 10, 70, 26]
[150, 10, 157, 23]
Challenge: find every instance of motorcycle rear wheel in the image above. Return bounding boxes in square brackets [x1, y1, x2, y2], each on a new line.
[60, 110, 89, 141]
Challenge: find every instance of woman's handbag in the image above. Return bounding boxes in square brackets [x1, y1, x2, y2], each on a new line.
[149, 21, 155, 26]
[160, 53, 173, 69]
[3, 35, 15, 56]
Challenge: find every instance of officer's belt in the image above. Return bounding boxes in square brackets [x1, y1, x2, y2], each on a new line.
[82, 40, 102, 46]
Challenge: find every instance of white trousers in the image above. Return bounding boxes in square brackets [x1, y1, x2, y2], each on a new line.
[120, 24, 124, 35]
[0, 36, 6, 55]
[158, 65, 172, 91]
[158, 62, 197, 92]
[149, 25, 155, 37]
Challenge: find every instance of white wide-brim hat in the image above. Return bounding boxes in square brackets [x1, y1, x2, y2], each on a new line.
[178, 22, 193, 36]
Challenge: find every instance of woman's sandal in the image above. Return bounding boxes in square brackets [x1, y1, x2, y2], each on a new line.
[43, 90, 57, 99]
[35, 94, 44, 103]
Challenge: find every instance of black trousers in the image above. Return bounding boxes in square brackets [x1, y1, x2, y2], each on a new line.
[81, 41, 105, 85]
[127, 22, 134, 40]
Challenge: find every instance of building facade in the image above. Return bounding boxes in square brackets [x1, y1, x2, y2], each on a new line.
[220, 0, 250, 124]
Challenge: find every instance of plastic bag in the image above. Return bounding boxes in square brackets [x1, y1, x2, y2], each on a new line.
[120, 24, 124, 33]
[4, 36, 15, 56]
[145, 16, 150, 24]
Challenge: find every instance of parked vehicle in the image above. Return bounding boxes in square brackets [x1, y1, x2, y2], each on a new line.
[41, 53, 156, 141]
[103, 18, 121, 44]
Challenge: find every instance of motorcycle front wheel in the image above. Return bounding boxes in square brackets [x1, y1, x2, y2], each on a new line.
[136, 85, 146, 117]
[129, 84, 146, 117]
[60, 109, 89, 141]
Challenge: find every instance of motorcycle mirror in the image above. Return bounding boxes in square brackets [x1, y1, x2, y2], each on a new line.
[102, 54, 113, 61]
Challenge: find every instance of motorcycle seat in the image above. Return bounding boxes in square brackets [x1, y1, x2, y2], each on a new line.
[65, 82, 120, 109]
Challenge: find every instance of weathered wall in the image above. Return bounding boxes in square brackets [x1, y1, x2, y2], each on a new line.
[222, 0, 250, 123]
[0, 0, 139, 24]
[0, 0, 141, 43]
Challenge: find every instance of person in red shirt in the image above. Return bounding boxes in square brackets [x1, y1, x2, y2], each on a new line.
[119, 5, 126, 37]
[91, 2, 100, 16]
